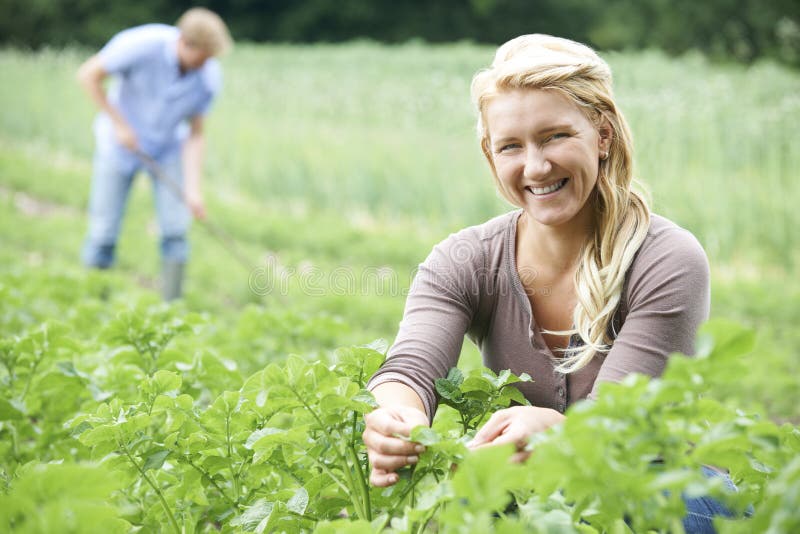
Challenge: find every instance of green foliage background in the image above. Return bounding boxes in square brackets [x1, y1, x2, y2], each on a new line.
[1, 1, 799, 66]
[0, 39, 799, 531]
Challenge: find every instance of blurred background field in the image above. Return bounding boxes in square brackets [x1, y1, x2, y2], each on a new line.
[1, 41, 798, 421]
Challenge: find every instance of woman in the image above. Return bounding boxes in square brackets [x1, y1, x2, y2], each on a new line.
[363, 34, 713, 523]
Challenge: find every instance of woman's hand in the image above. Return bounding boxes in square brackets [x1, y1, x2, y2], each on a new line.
[362, 405, 429, 487]
[467, 406, 565, 463]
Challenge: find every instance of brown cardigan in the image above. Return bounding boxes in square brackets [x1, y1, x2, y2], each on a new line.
[368, 210, 711, 420]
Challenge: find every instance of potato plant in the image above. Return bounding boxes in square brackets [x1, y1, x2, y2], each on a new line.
[0, 271, 798, 533]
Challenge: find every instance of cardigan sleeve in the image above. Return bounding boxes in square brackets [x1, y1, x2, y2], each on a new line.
[589, 222, 711, 398]
[367, 228, 484, 421]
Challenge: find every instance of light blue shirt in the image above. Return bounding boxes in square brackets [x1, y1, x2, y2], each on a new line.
[94, 24, 222, 161]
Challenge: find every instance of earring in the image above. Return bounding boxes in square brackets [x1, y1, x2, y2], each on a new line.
[600, 151, 609, 160]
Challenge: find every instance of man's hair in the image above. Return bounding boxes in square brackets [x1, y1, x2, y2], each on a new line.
[471, 34, 651, 373]
[177, 7, 232, 56]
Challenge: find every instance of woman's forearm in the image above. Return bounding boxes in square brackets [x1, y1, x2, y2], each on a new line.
[370, 381, 427, 418]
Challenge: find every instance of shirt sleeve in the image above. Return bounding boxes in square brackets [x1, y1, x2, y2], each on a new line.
[98, 27, 164, 75]
[589, 224, 711, 398]
[195, 60, 223, 117]
[367, 230, 483, 421]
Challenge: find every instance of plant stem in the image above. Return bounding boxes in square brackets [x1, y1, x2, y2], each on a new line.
[185, 458, 236, 507]
[1, 355, 17, 389]
[300, 445, 352, 497]
[19, 351, 43, 402]
[9, 423, 20, 462]
[120, 441, 181, 534]
[388, 467, 422, 516]
[460, 412, 470, 434]
[351, 409, 359, 448]
[225, 409, 241, 502]
[349, 409, 373, 519]
[347, 442, 372, 521]
[472, 392, 501, 431]
[287, 384, 367, 518]
[268, 458, 304, 485]
[415, 502, 441, 534]
[287, 510, 321, 523]
[339, 447, 367, 520]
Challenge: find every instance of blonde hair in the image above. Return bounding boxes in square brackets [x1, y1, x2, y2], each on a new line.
[471, 34, 651, 373]
[177, 7, 233, 56]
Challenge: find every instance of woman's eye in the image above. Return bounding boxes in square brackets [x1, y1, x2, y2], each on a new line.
[497, 143, 520, 153]
[548, 132, 569, 142]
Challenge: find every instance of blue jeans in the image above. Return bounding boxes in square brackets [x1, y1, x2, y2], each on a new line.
[82, 145, 190, 268]
[682, 465, 750, 534]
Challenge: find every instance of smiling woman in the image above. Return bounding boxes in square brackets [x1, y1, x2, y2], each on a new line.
[362, 34, 728, 532]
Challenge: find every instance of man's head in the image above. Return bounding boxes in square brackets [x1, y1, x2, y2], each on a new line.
[176, 7, 232, 70]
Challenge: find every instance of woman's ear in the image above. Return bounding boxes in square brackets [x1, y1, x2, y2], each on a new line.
[597, 116, 613, 153]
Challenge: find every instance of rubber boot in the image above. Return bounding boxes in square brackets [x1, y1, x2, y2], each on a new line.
[161, 261, 185, 301]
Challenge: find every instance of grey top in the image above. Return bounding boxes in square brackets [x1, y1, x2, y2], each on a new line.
[368, 210, 711, 420]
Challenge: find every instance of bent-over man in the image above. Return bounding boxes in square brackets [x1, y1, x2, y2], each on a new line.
[78, 7, 232, 300]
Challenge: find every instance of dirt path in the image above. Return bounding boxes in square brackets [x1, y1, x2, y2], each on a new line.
[0, 184, 82, 218]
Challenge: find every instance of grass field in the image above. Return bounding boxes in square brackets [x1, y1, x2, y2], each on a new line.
[0, 42, 798, 421]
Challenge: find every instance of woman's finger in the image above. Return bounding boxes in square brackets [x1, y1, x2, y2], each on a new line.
[488, 429, 527, 449]
[364, 410, 415, 438]
[368, 451, 419, 471]
[468, 411, 509, 447]
[369, 467, 400, 488]
[362, 428, 423, 456]
[510, 450, 531, 464]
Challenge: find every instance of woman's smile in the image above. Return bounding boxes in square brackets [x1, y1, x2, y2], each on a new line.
[528, 177, 569, 196]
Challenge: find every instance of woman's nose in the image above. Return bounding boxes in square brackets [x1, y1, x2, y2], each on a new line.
[523, 146, 551, 180]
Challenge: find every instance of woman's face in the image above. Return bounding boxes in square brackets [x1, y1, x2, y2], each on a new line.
[485, 89, 610, 230]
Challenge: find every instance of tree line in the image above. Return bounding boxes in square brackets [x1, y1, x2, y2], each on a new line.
[1, 0, 798, 66]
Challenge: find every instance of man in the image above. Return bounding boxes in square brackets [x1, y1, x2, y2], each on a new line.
[77, 7, 232, 300]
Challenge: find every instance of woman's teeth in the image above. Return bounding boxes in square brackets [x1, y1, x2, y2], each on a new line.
[531, 178, 568, 195]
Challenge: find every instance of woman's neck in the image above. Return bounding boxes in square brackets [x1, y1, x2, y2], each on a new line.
[517, 207, 594, 274]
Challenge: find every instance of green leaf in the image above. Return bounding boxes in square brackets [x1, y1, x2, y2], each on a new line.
[152, 369, 182, 393]
[461, 375, 494, 394]
[230, 498, 274, 531]
[446, 367, 464, 386]
[313, 519, 375, 534]
[695, 320, 756, 362]
[247, 426, 309, 463]
[450, 445, 531, 513]
[79, 424, 117, 448]
[245, 427, 284, 450]
[409, 426, 440, 446]
[499, 385, 530, 406]
[0, 463, 129, 533]
[435, 377, 463, 403]
[495, 369, 512, 387]
[0, 397, 24, 420]
[364, 339, 388, 354]
[286, 487, 309, 515]
[55, 361, 89, 379]
[334, 345, 386, 383]
[351, 389, 378, 409]
[142, 449, 170, 471]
